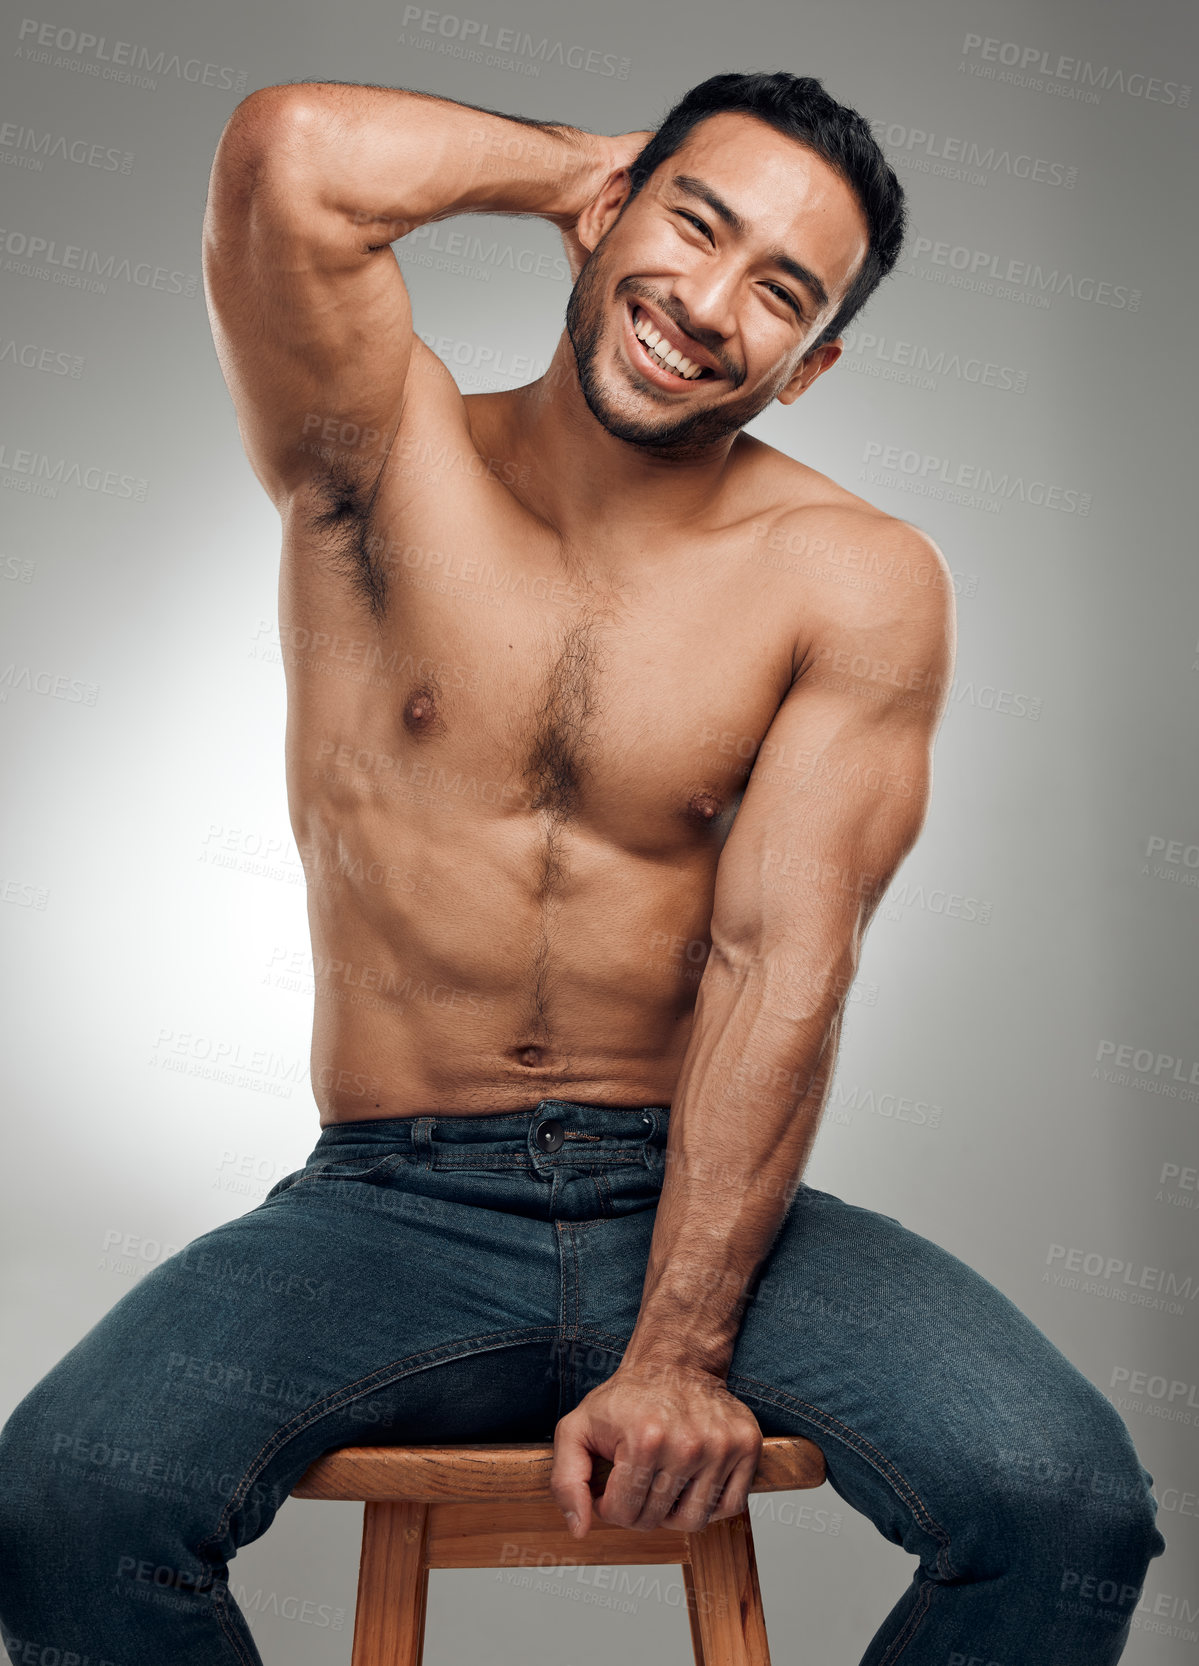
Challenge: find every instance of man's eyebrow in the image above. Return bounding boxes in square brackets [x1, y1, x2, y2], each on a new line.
[670, 173, 830, 312]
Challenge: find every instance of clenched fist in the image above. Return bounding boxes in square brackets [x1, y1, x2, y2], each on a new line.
[550, 1358, 763, 1538]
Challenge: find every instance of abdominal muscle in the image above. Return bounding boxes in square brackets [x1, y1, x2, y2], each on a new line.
[299, 792, 716, 1123]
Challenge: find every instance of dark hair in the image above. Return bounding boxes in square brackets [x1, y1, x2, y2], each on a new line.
[624, 72, 906, 352]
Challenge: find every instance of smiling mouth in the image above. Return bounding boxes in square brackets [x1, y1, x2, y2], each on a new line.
[628, 303, 718, 383]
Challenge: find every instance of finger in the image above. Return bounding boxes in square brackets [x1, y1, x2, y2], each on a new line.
[658, 1460, 731, 1532]
[595, 1449, 659, 1529]
[622, 1448, 704, 1532]
[705, 1447, 761, 1524]
[550, 1419, 595, 1538]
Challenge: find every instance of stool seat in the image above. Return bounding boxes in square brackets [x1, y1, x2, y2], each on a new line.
[292, 1434, 825, 1665]
[292, 1433, 825, 1502]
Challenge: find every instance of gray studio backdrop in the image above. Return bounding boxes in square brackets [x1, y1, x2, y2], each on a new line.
[2, 0, 1196, 1659]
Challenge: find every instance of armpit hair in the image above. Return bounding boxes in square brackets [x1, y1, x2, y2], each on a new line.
[303, 454, 390, 623]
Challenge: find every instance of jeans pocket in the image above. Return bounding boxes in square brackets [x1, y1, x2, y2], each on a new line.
[264, 1150, 410, 1199]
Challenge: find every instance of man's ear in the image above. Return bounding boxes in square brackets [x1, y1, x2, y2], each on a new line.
[575, 168, 636, 258]
[776, 338, 843, 406]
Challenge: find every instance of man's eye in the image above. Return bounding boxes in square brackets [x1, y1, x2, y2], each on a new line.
[671, 214, 803, 319]
[676, 211, 710, 238]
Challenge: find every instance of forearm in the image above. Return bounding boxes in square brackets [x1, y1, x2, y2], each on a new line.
[235, 79, 605, 240]
[622, 945, 848, 1381]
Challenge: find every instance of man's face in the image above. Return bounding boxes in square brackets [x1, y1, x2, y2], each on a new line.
[564, 111, 870, 456]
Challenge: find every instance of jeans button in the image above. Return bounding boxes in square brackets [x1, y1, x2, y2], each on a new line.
[534, 1117, 565, 1152]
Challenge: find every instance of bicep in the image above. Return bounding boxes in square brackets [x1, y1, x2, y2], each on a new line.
[202, 89, 415, 505]
[710, 571, 954, 996]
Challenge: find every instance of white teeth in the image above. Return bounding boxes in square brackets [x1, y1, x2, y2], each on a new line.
[632, 307, 706, 380]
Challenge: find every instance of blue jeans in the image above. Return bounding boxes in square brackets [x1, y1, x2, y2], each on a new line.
[0, 1099, 1165, 1664]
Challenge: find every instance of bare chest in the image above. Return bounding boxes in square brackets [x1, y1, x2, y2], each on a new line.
[281, 458, 801, 849]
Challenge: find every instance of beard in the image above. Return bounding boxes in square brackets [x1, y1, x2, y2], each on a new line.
[564, 233, 786, 460]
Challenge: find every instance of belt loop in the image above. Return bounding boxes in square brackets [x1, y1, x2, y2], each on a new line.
[639, 1106, 658, 1169]
[412, 1118, 434, 1168]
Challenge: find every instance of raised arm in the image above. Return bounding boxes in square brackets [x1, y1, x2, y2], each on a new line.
[201, 80, 621, 508]
[550, 511, 957, 1539]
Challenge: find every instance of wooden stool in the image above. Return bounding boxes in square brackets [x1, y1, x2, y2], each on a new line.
[292, 1435, 825, 1665]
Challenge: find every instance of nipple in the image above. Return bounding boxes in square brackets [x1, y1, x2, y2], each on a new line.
[402, 681, 443, 737]
[684, 789, 723, 825]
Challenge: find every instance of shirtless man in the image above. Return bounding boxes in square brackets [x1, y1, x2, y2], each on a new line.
[0, 71, 1164, 1665]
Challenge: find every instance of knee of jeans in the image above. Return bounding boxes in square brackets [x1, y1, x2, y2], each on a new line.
[0, 1386, 185, 1568]
[0, 1393, 74, 1557]
[985, 1416, 1167, 1574]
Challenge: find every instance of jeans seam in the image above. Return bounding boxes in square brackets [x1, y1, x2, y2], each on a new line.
[431, 1156, 530, 1168]
[558, 1222, 582, 1413]
[211, 1584, 259, 1666]
[278, 1152, 408, 1192]
[571, 1333, 955, 1583]
[729, 1370, 956, 1579]
[292, 1154, 651, 1172]
[195, 1324, 559, 1559]
[874, 1570, 936, 1665]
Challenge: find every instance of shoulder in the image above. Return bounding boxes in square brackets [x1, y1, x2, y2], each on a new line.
[736, 440, 956, 679]
[729, 443, 952, 703]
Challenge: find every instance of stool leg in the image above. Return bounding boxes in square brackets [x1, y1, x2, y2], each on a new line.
[351, 1500, 430, 1666]
[684, 1509, 771, 1666]
[682, 1561, 709, 1665]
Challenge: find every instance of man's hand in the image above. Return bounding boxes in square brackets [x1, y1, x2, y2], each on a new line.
[555, 129, 654, 282]
[549, 1359, 763, 1538]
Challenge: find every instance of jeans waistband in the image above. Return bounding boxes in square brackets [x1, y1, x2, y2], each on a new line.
[314, 1098, 671, 1161]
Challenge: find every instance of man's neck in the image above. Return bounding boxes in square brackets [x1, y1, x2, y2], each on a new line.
[472, 333, 751, 550]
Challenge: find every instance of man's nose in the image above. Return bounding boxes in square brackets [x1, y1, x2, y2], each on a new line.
[668, 276, 737, 365]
